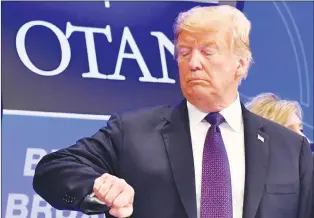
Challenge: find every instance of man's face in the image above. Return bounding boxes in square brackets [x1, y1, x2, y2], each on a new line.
[176, 27, 241, 108]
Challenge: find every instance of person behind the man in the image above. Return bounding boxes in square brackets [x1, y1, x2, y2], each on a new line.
[245, 92, 308, 139]
[33, 5, 313, 218]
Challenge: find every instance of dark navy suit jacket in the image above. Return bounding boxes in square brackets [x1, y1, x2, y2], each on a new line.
[33, 101, 313, 218]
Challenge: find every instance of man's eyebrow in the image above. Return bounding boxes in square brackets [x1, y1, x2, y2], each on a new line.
[176, 44, 190, 48]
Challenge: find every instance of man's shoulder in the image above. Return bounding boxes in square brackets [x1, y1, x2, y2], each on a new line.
[248, 111, 304, 144]
[110, 104, 174, 124]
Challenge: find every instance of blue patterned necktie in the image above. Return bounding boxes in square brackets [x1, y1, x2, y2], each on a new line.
[200, 112, 233, 218]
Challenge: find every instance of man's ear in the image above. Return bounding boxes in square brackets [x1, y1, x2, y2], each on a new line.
[235, 58, 249, 79]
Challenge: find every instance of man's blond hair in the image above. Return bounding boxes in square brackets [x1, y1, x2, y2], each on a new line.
[245, 93, 303, 127]
[174, 5, 252, 77]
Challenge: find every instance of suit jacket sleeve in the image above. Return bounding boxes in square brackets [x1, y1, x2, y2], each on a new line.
[297, 137, 313, 218]
[33, 113, 123, 212]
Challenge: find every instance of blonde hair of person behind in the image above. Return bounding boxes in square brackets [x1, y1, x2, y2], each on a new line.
[245, 93, 303, 127]
[173, 5, 253, 77]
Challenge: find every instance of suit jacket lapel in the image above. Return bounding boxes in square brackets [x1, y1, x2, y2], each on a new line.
[159, 100, 197, 218]
[242, 105, 270, 218]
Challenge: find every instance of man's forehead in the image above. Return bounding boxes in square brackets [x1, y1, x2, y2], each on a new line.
[177, 29, 227, 46]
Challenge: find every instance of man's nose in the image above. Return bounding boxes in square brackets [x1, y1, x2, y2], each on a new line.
[188, 50, 203, 72]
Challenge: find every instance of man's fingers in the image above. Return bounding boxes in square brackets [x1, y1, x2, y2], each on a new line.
[93, 177, 104, 193]
[112, 186, 134, 208]
[94, 174, 116, 202]
[104, 179, 125, 206]
[109, 204, 133, 218]
[93, 173, 110, 193]
[92, 173, 135, 217]
[96, 180, 113, 202]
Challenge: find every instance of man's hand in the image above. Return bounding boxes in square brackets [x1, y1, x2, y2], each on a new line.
[93, 173, 135, 218]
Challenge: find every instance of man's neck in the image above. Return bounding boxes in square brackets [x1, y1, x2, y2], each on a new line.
[191, 92, 239, 113]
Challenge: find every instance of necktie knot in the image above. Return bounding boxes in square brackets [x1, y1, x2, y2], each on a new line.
[205, 112, 225, 126]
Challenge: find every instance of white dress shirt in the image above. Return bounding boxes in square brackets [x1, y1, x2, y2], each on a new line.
[187, 95, 245, 218]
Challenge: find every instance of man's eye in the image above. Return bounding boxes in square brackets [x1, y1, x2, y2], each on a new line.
[202, 49, 216, 56]
[178, 50, 191, 57]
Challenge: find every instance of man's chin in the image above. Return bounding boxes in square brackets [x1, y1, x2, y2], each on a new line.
[190, 84, 212, 93]
[187, 87, 216, 100]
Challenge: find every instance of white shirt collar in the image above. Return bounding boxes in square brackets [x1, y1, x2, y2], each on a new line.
[187, 94, 243, 132]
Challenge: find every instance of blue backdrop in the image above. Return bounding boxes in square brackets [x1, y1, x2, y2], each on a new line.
[2, 1, 313, 218]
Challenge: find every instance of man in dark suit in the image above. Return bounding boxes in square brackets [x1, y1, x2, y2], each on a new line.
[33, 5, 313, 218]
